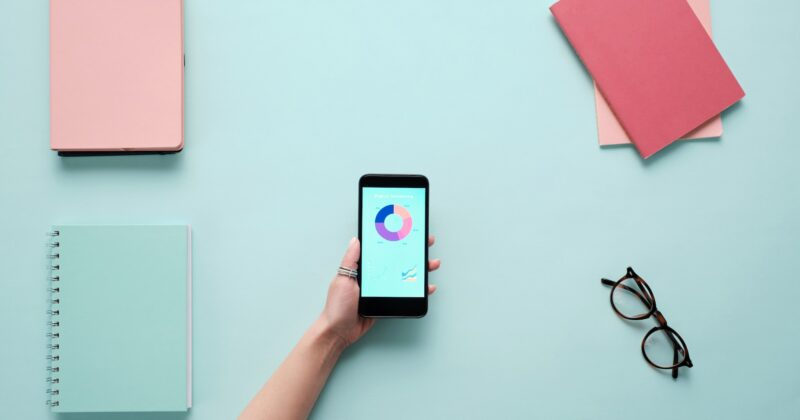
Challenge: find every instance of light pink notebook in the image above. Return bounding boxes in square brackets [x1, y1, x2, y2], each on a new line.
[594, 0, 722, 146]
[50, 0, 184, 153]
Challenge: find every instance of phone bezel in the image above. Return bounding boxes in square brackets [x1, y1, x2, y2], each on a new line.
[358, 174, 429, 318]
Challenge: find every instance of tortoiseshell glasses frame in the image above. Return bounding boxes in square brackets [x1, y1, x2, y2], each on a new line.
[601, 267, 693, 379]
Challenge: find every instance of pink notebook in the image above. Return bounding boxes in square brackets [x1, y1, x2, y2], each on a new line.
[50, 0, 184, 153]
[595, 0, 722, 146]
[551, 0, 744, 158]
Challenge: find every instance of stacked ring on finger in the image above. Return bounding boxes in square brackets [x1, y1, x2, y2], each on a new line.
[337, 266, 358, 279]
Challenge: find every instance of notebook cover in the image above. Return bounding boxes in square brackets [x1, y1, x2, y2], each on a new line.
[551, 0, 744, 158]
[50, 0, 184, 152]
[50, 225, 191, 412]
[595, 0, 723, 146]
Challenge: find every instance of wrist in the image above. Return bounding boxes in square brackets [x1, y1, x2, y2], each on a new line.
[309, 316, 348, 356]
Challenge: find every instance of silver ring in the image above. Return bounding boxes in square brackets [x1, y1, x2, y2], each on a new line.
[337, 266, 358, 279]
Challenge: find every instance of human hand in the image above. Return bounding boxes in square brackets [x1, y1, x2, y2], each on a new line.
[318, 236, 441, 348]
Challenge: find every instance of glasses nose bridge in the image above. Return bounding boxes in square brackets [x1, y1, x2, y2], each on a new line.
[653, 310, 667, 326]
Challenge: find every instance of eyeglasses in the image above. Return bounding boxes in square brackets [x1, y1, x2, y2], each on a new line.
[601, 267, 693, 378]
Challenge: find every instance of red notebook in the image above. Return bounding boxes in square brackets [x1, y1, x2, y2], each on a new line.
[551, 0, 745, 158]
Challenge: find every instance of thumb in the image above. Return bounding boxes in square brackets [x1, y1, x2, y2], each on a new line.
[339, 237, 360, 271]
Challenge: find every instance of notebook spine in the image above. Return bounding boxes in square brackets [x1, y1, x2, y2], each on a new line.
[46, 230, 61, 408]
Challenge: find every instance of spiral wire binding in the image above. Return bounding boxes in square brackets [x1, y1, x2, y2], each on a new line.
[46, 230, 60, 408]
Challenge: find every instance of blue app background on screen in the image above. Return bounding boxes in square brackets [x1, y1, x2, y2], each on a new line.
[361, 187, 426, 297]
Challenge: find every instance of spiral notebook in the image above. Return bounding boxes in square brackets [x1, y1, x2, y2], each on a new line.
[47, 225, 192, 412]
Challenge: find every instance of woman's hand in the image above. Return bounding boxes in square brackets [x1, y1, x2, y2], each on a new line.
[319, 236, 441, 348]
[241, 236, 440, 419]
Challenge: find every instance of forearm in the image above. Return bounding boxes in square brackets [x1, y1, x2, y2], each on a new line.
[240, 317, 346, 420]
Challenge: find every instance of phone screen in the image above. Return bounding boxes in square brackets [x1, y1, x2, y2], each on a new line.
[360, 187, 426, 298]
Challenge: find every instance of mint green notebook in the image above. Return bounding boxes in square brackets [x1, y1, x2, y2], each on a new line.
[47, 225, 192, 412]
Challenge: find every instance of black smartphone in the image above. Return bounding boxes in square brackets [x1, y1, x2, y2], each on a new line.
[358, 174, 429, 318]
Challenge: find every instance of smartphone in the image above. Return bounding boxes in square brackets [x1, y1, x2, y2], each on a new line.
[358, 174, 429, 318]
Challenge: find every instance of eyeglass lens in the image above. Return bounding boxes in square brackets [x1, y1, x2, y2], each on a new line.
[643, 327, 686, 368]
[611, 277, 653, 318]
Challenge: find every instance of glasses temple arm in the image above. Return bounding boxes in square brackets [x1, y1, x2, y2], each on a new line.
[656, 323, 692, 378]
[672, 349, 680, 379]
[665, 330, 691, 367]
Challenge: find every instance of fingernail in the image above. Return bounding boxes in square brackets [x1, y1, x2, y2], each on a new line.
[349, 237, 356, 245]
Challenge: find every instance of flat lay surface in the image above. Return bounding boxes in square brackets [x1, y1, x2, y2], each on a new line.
[1, 0, 798, 419]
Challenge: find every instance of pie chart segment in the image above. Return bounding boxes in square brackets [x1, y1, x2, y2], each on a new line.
[375, 204, 413, 241]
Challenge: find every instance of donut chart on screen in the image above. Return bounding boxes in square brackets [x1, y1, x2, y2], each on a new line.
[375, 204, 413, 241]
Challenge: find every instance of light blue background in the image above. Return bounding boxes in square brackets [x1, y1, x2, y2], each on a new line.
[1, 0, 798, 419]
[362, 187, 426, 297]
